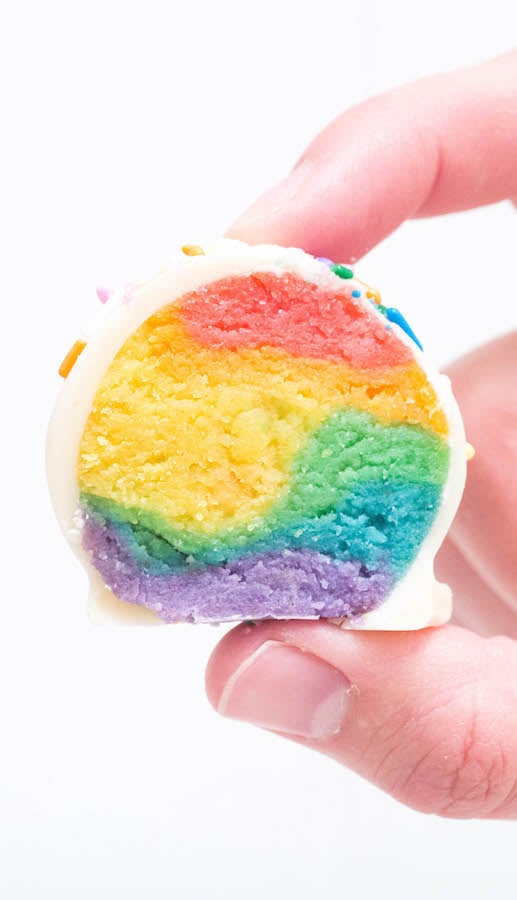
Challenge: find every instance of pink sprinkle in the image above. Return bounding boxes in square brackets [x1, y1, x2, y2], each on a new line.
[96, 286, 113, 304]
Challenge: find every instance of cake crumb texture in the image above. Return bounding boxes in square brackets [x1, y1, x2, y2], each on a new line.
[77, 271, 450, 621]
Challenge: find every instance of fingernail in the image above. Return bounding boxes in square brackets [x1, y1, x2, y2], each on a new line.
[218, 640, 349, 740]
[227, 161, 313, 234]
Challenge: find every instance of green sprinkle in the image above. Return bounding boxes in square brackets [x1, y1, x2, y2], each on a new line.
[330, 263, 354, 279]
[377, 304, 388, 317]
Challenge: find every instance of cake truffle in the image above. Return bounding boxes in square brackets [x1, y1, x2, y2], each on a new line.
[47, 240, 466, 628]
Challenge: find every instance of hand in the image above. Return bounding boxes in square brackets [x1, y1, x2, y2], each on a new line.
[205, 51, 517, 819]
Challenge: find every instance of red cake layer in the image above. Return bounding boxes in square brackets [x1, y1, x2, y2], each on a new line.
[181, 272, 413, 369]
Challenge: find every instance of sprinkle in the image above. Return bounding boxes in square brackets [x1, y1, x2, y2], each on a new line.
[351, 289, 361, 298]
[316, 256, 334, 266]
[384, 307, 423, 351]
[365, 288, 382, 305]
[330, 263, 354, 279]
[96, 286, 113, 304]
[466, 442, 476, 461]
[182, 244, 205, 257]
[59, 339, 87, 378]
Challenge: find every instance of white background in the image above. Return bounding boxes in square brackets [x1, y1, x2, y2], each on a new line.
[2, 2, 517, 898]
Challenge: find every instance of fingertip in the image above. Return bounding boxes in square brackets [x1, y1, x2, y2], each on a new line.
[225, 162, 328, 254]
[206, 622, 352, 741]
[205, 619, 351, 717]
[225, 164, 375, 262]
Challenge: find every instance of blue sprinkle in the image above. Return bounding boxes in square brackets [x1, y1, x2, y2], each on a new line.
[385, 307, 423, 350]
[315, 256, 334, 267]
[351, 289, 361, 298]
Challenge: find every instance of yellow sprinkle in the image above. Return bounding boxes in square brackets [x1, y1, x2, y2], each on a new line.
[466, 442, 476, 461]
[59, 339, 86, 378]
[366, 288, 382, 305]
[182, 244, 205, 257]
[357, 279, 382, 305]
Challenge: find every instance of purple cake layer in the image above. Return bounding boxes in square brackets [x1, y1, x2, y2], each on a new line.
[83, 515, 394, 623]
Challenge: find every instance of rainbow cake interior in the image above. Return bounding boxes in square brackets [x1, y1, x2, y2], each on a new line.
[79, 270, 450, 622]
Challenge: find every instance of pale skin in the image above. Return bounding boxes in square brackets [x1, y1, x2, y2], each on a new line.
[205, 50, 517, 819]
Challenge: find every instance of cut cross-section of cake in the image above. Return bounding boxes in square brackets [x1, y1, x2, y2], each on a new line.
[47, 240, 467, 629]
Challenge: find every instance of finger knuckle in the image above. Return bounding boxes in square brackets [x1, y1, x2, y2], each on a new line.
[372, 690, 514, 818]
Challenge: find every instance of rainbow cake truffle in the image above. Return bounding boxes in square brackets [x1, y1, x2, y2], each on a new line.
[47, 240, 466, 629]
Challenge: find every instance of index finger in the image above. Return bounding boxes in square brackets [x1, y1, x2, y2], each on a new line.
[227, 51, 517, 261]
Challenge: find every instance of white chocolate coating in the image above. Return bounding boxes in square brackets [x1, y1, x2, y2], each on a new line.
[47, 240, 466, 629]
